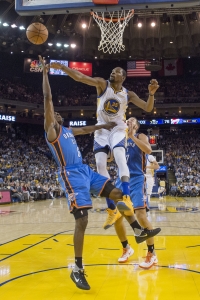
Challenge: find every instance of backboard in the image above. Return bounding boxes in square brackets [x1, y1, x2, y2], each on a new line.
[152, 150, 164, 164]
[16, 0, 199, 16]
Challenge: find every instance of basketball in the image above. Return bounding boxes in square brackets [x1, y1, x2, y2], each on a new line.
[26, 22, 48, 45]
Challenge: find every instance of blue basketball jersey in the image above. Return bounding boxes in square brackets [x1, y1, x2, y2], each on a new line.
[126, 134, 146, 176]
[45, 126, 82, 168]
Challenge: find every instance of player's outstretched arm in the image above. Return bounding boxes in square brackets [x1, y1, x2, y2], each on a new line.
[128, 79, 159, 112]
[72, 122, 117, 136]
[128, 119, 152, 154]
[131, 133, 152, 154]
[50, 61, 106, 90]
[39, 55, 58, 142]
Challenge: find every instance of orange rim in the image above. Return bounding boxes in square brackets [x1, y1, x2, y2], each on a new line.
[91, 9, 134, 22]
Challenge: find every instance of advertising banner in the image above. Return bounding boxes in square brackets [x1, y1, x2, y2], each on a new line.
[24, 59, 92, 76]
[0, 115, 16, 122]
[24, 58, 43, 73]
[69, 61, 92, 76]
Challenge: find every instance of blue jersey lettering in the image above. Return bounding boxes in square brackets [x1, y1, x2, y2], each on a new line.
[126, 136, 146, 176]
[45, 126, 82, 168]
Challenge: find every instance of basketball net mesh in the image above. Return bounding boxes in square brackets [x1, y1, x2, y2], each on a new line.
[92, 10, 134, 54]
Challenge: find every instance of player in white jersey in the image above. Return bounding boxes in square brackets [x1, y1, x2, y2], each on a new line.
[94, 80, 128, 155]
[146, 154, 160, 205]
[50, 62, 159, 227]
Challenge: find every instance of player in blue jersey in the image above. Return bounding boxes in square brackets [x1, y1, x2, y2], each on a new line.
[114, 117, 161, 269]
[50, 61, 159, 229]
[39, 55, 131, 291]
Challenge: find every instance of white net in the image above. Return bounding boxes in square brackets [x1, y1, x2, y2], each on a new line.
[91, 9, 134, 54]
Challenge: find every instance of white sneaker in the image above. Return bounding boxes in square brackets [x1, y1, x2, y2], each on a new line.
[139, 252, 158, 269]
[118, 246, 134, 263]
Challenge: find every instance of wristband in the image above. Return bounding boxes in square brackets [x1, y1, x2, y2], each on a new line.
[149, 93, 154, 96]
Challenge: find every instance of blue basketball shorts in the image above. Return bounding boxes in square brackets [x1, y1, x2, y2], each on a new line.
[57, 164, 109, 212]
[116, 175, 147, 210]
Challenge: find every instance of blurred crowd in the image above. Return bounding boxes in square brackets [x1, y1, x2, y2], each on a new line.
[0, 79, 43, 104]
[1, 76, 200, 106]
[157, 128, 200, 197]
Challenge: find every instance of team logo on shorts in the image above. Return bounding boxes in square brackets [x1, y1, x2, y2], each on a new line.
[103, 98, 120, 115]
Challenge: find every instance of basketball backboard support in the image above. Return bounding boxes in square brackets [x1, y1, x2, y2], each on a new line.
[152, 150, 164, 164]
[16, 0, 199, 16]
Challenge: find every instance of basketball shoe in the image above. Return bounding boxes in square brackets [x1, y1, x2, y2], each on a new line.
[139, 252, 158, 269]
[118, 245, 134, 263]
[103, 207, 121, 229]
[135, 228, 161, 244]
[117, 195, 133, 212]
[70, 269, 90, 290]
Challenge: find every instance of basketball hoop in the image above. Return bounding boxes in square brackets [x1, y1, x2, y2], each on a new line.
[91, 9, 134, 54]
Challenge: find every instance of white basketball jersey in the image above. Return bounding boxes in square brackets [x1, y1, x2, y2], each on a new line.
[146, 154, 156, 177]
[96, 81, 128, 125]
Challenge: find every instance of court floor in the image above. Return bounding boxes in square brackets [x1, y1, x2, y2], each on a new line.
[0, 196, 200, 299]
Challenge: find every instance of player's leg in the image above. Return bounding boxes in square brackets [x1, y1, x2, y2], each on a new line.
[98, 174, 159, 262]
[114, 214, 134, 263]
[70, 208, 90, 290]
[89, 169, 122, 202]
[90, 171, 122, 223]
[135, 208, 158, 269]
[158, 182, 165, 199]
[95, 150, 109, 176]
[94, 133, 110, 177]
[95, 150, 116, 210]
[95, 149, 121, 229]
[114, 209, 158, 263]
[59, 167, 92, 290]
[128, 176, 161, 244]
[101, 178, 144, 236]
[110, 130, 132, 211]
[146, 177, 154, 205]
[113, 145, 130, 194]
[102, 171, 142, 236]
[132, 177, 160, 269]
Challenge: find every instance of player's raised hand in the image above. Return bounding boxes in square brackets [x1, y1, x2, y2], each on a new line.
[38, 55, 49, 73]
[102, 122, 117, 131]
[50, 61, 63, 70]
[127, 118, 137, 137]
[148, 79, 159, 95]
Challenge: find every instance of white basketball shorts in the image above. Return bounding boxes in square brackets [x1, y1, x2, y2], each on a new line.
[94, 124, 127, 152]
[146, 176, 154, 195]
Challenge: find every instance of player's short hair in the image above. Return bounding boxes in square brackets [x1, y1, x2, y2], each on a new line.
[121, 68, 127, 79]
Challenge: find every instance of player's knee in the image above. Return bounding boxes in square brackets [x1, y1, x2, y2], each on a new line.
[75, 215, 88, 231]
[109, 187, 123, 200]
[135, 209, 147, 222]
[114, 214, 124, 226]
[73, 208, 88, 229]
